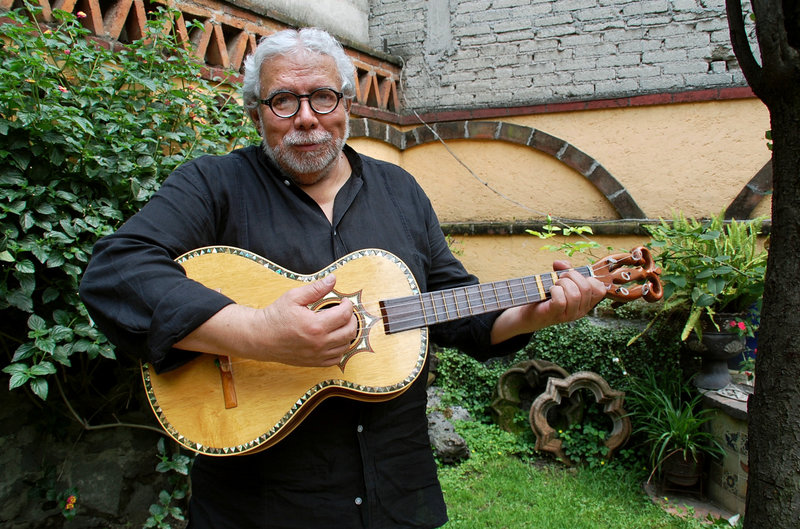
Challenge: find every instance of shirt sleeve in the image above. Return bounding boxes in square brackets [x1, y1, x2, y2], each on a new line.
[79, 157, 236, 373]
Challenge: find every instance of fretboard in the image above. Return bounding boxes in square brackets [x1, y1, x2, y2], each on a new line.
[379, 266, 594, 334]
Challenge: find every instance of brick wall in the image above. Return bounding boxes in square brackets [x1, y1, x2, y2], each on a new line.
[369, 0, 752, 112]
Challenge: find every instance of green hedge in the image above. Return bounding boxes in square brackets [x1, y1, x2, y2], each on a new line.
[0, 4, 258, 411]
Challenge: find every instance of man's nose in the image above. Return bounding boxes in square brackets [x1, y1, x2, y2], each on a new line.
[293, 98, 318, 127]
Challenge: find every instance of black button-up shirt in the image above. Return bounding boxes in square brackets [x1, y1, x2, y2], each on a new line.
[80, 145, 529, 528]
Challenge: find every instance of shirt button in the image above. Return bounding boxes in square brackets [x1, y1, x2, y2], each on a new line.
[355, 497, 363, 506]
[356, 425, 364, 433]
[283, 179, 291, 186]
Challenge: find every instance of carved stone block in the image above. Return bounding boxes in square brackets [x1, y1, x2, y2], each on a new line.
[529, 371, 631, 465]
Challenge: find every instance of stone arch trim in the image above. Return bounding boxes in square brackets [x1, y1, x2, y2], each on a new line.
[349, 118, 647, 219]
[725, 160, 773, 220]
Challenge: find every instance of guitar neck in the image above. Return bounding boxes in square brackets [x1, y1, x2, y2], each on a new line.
[379, 266, 594, 334]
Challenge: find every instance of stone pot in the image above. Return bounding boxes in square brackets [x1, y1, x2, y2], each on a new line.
[684, 313, 747, 390]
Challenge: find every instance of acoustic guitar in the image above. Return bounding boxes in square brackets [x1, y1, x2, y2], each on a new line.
[141, 246, 662, 456]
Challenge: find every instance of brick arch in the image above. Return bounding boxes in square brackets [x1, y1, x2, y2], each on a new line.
[349, 118, 646, 219]
[725, 160, 773, 220]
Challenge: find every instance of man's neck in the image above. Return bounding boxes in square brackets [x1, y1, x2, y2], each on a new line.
[299, 151, 351, 223]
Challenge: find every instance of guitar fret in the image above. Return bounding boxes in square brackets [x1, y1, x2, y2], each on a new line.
[433, 291, 446, 322]
[450, 289, 461, 318]
[484, 283, 499, 312]
[461, 287, 474, 315]
[535, 274, 547, 299]
[497, 280, 510, 308]
[507, 277, 526, 305]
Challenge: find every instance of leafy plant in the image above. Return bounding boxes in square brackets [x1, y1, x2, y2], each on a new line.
[558, 421, 610, 468]
[522, 315, 681, 390]
[526, 215, 603, 256]
[625, 368, 724, 479]
[643, 211, 768, 341]
[145, 438, 193, 528]
[0, 4, 258, 405]
[434, 347, 515, 418]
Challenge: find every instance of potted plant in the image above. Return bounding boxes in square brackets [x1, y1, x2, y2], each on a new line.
[626, 368, 725, 487]
[637, 211, 768, 388]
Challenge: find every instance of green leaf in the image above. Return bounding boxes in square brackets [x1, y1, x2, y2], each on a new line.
[20, 211, 35, 231]
[29, 361, 57, 376]
[15, 258, 36, 274]
[12, 342, 37, 362]
[30, 377, 49, 400]
[9, 371, 31, 390]
[707, 277, 726, 296]
[7, 290, 34, 312]
[50, 325, 74, 342]
[28, 314, 47, 331]
[35, 203, 56, 215]
[694, 293, 715, 307]
[42, 287, 60, 303]
[2, 363, 30, 375]
[98, 345, 116, 360]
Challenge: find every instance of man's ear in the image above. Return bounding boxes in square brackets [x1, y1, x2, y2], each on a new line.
[248, 108, 261, 132]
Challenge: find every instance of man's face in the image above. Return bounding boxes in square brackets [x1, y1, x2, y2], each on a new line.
[252, 52, 350, 186]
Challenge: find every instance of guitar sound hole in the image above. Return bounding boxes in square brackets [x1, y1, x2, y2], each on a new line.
[313, 299, 364, 348]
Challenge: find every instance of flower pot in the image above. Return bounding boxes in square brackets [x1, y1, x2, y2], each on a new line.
[684, 313, 746, 390]
[662, 452, 704, 488]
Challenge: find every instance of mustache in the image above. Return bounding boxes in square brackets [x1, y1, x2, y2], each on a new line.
[283, 130, 333, 146]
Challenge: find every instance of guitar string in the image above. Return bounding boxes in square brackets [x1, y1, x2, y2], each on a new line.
[340, 263, 646, 331]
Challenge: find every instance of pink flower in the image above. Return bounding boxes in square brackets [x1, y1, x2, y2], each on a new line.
[65, 494, 77, 510]
[76, 11, 86, 18]
[738, 321, 747, 331]
[729, 321, 736, 327]
[64, 50, 70, 55]
[56, 85, 68, 93]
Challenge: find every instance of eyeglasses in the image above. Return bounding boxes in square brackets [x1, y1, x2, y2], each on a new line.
[259, 88, 344, 118]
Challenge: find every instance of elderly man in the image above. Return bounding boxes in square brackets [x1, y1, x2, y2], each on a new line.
[79, 28, 605, 528]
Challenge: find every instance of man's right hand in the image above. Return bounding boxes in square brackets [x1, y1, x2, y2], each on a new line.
[174, 274, 359, 367]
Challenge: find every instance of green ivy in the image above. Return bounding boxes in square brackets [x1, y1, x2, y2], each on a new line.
[434, 347, 517, 419]
[0, 4, 259, 403]
[522, 313, 681, 390]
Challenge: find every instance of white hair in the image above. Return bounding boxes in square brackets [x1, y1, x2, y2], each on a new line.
[242, 28, 356, 111]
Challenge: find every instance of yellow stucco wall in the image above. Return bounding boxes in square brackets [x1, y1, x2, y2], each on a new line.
[349, 98, 772, 281]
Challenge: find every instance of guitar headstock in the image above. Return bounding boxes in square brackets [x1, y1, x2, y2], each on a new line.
[591, 246, 663, 305]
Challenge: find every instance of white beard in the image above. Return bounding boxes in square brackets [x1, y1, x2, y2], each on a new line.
[260, 118, 350, 186]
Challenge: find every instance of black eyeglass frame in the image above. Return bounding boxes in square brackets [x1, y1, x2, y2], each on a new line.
[258, 88, 345, 118]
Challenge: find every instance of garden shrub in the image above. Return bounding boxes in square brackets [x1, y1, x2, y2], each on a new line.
[433, 303, 682, 468]
[522, 308, 682, 390]
[0, 3, 258, 415]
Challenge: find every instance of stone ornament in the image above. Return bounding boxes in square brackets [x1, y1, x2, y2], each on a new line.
[490, 359, 578, 434]
[530, 371, 631, 465]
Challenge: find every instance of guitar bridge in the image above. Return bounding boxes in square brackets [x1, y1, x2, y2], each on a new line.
[216, 355, 238, 409]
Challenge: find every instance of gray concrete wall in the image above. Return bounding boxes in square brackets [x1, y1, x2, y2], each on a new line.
[368, 0, 752, 112]
[233, 0, 370, 44]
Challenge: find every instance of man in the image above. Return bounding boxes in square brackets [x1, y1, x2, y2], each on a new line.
[79, 28, 606, 528]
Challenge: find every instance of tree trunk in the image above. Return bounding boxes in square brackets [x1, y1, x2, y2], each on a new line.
[745, 94, 800, 529]
[726, 1, 800, 527]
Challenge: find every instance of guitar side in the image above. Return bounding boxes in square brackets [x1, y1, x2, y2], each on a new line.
[141, 247, 427, 456]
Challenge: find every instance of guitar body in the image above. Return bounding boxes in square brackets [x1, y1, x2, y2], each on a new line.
[142, 246, 427, 456]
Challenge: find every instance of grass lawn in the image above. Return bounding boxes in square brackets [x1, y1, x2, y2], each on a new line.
[439, 456, 713, 529]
